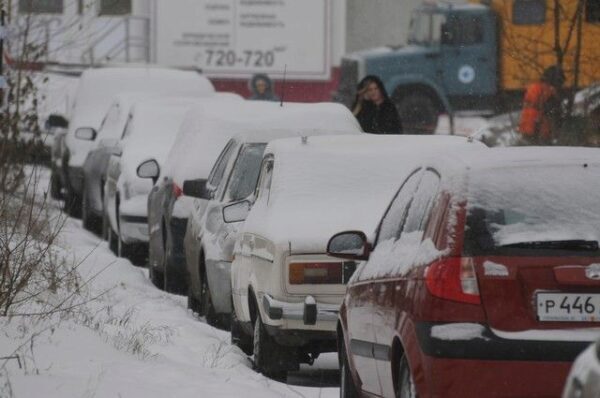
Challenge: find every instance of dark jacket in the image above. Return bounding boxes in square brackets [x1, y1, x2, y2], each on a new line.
[353, 75, 403, 134]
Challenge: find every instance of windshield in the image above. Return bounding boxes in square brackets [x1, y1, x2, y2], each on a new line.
[226, 143, 267, 202]
[408, 10, 446, 46]
[464, 164, 600, 256]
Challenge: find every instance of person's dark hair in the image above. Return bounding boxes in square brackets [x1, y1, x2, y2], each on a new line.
[542, 65, 566, 87]
[359, 75, 390, 99]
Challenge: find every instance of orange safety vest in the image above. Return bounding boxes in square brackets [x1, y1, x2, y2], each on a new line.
[519, 81, 558, 139]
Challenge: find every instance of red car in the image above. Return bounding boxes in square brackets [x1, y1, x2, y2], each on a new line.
[328, 147, 600, 397]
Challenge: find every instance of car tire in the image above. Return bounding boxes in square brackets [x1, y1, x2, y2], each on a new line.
[253, 314, 287, 381]
[49, 171, 63, 200]
[81, 189, 101, 234]
[63, 188, 82, 218]
[102, 211, 110, 241]
[395, 93, 439, 135]
[396, 354, 417, 398]
[108, 226, 118, 255]
[199, 269, 218, 325]
[340, 340, 359, 398]
[163, 226, 186, 294]
[187, 286, 202, 313]
[231, 305, 253, 355]
[149, 264, 164, 289]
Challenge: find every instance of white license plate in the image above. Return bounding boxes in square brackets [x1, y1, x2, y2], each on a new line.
[537, 293, 600, 322]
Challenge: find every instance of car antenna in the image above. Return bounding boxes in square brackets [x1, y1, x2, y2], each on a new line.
[280, 64, 287, 107]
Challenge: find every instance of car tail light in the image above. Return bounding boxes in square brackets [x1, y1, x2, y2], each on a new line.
[289, 262, 343, 285]
[425, 257, 480, 304]
[172, 183, 183, 199]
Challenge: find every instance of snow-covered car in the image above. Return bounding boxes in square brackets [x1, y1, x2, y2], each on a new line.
[103, 97, 199, 262]
[230, 134, 485, 379]
[328, 146, 600, 397]
[563, 339, 600, 398]
[60, 67, 214, 216]
[179, 103, 362, 328]
[81, 92, 161, 234]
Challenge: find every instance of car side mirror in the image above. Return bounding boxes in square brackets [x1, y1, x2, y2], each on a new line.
[46, 114, 69, 129]
[74, 127, 97, 141]
[136, 159, 160, 184]
[182, 178, 211, 200]
[222, 200, 251, 223]
[327, 230, 371, 261]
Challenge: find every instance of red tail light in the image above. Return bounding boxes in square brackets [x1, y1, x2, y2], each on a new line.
[425, 257, 480, 304]
[289, 262, 343, 285]
[172, 183, 183, 199]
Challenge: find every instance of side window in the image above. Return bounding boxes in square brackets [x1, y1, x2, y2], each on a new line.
[208, 140, 237, 190]
[224, 143, 267, 203]
[401, 170, 441, 240]
[513, 0, 546, 25]
[98, 0, 131, 15]
[376, 169, 422, 245]
[19, 0, 63, 14]
[443, 16, 483, 46]
[255, 156, 274, 204]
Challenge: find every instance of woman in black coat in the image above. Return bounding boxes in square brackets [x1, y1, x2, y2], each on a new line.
[352, 75, 403, 134]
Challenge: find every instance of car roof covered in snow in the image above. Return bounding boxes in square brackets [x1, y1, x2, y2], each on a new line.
[163, 101, 362, 185]
[69, 67, 215, 132]
[242, 134, 485, 252]
[119, 97, 200, 178]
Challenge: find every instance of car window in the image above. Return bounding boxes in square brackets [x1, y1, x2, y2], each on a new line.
[255, 156, 274, 204]
[208, 140, 237, 190]
[224, 143, 267, 203]
[375, 169, 422, 245]
[401, 169, 441, 239]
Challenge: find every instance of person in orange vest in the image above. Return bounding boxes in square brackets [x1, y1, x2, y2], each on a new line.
[519, 65, 565, 144]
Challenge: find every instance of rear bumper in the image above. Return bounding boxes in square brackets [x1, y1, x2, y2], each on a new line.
[413, 322, 593, 397]
[415, 322, 593, 362]
[262, 294, 339, 325]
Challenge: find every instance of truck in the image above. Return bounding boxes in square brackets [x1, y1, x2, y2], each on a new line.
[335, 0, 600, 133]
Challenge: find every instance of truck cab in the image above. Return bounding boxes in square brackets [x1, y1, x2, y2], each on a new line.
[337, 3, 497, 133]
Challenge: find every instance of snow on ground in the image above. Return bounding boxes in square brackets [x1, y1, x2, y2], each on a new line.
[0, 167, 339, 398]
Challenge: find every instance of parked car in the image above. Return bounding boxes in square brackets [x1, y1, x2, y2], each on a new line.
[180, 103, 363, 329]
[563, 339, 600, 398]
[103, 97, 199, 262]
[230, 134, 484, 380]
[81, 92, 159, 234]
[58, 67, 214, 216]
[327, 146, 600, 397]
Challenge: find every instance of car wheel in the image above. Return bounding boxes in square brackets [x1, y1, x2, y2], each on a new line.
[63, 188, 82, 218]
[395, 93, 439, 135]
[149, 264, 164, 289]
[231, 304, 253, 355]
[163, 226, 186, 294]
[340, 340, 359, 398]
[81, 189, 100, 234]
[187, 286, 202, 313]
[199, 269, 217, 325]
[102, 211, 110, 241]
[108, 226, 118, 255]
[49, 171, 63, 200]
[253, 314, 287, 381]
[396, 354, 417, 398]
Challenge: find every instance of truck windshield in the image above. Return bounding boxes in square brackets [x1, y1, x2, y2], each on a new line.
[408, 10, 446, 46]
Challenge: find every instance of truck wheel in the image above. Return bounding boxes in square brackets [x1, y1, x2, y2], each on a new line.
[231, 305, 253, 355]
[396, 354, 417, 398]
[253, 314, 287, 381]
[395, 93, 439, 134]
[340, 340, 359, 398]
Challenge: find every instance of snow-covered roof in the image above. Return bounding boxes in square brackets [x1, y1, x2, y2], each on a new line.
[164, 101, 362, 185]
[69, 67, 215, 131]
[243, 134, 484, 252]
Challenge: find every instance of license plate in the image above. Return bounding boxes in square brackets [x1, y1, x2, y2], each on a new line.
[537, 293, 600, 322]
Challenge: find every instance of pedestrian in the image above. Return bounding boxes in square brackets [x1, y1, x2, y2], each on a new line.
[248, 74, 279, 101]
[518, 65, 565, 145]
[351, 75, 402, 134]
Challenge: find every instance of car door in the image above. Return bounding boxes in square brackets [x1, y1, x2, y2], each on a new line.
[373, 169, 441, 397]
[347, 169, 422, 396]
